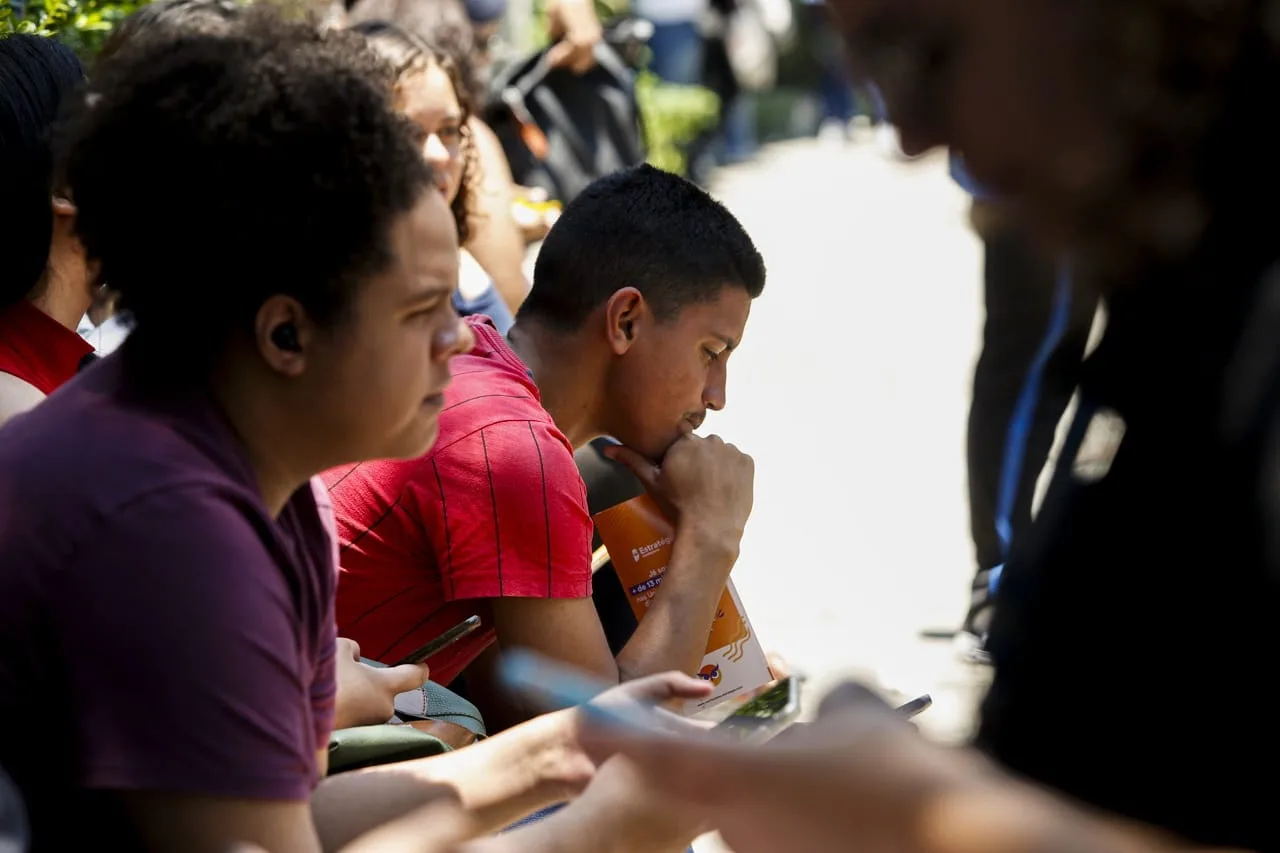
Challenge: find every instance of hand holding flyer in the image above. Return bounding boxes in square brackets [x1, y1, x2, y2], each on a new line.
[592, 493, 772, 714]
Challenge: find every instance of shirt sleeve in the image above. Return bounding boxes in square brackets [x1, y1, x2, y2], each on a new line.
[308, 477, 339, 752]
[412, 419, 593, 602]
[56, 486, 323, 801]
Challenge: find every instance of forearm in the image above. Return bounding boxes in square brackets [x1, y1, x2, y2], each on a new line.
[461, 759, 702, 853]
[312, 712, 586, 850]
[615, 526, 738, 680]
[921, 779, 1242, 853]
[461, 807, 696, 853]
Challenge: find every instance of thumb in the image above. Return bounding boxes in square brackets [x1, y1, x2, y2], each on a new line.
[614, 671, 715, 704]
[377, 662, 431, 696]
[601, 443, 661, 491]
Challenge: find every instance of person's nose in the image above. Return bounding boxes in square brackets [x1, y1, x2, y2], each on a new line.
[423, 133, 450, 167]
[703, 365, 727, 412]
[434, 315, 475, 361]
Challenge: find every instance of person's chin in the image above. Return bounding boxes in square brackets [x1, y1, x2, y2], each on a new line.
[384, 405, 443, 461]
[645, 430, 686, 462]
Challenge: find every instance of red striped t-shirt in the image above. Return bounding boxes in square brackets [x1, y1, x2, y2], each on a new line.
[323, 316, 593, 685]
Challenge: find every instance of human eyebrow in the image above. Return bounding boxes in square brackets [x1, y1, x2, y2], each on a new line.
[402, 280, 455, 309]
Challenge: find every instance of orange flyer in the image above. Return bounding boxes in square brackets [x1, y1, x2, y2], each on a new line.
[592, 493, 772, 713]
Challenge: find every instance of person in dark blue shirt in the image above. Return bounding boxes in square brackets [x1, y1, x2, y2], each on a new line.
[946, 152, 1097, 659]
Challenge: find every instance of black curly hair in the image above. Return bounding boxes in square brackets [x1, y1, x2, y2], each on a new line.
[56, 6, 434, 374]
[346, 0, 484, 105]
[349, 18, 481, 245]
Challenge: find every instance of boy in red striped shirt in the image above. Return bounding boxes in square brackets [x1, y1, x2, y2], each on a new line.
[325, 165, 766, 727]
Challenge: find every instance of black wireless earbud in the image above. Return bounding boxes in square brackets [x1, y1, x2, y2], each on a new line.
[271, 323, 301, 353]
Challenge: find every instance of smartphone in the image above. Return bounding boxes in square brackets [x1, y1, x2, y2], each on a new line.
[895, 694, 932, 719]
[711, 677, 801, 744]
[392, 615, 483, 667]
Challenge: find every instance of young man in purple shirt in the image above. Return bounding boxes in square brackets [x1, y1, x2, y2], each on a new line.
[0, 11, 711, 852]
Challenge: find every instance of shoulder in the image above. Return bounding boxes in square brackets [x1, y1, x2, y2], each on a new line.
[0, 379, 268, 574]
[435, 416, 581, 493]
[433, 346, 549, 455]
[0, 372, 45, 427]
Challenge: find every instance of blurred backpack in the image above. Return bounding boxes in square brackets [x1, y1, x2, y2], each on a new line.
[484, 40, 646, 205]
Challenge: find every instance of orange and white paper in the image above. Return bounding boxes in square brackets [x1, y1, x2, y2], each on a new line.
[592, 494, 771, 714]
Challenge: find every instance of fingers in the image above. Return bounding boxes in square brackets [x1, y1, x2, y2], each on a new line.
[377, 662, 431, 696]
[544, 39, 573, 69]
[341, 800, 475, 853]
[611, 671, 715, 704]
[545, 38, 598, 74]
[601, 443, 661, 491]
[337, 637, 362, 661]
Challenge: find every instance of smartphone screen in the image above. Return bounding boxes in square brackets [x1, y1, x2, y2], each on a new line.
[712, 678, 799, 742]
[392, 615, 482, 667]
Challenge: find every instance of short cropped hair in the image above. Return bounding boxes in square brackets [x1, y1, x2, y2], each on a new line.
[56, 7, 433, 371]
[522, 165, 766, 330]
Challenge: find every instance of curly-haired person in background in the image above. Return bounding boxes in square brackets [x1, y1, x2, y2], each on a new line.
[347, 0, 558, 320]
[348, 17, 519, 333]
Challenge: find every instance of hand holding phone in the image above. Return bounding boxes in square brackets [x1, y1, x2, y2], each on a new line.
[498, 648, 794, 742]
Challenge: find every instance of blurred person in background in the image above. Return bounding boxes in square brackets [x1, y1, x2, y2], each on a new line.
[0, 35, 95, 425]
[815, 0, 1279, 849]
[804, 0, 857, 139]
[350, 18, 516, 333]
[940, 152, 1096, 662]
[461, 0, 505, 82]
[347, 0, 534, 317]
[633, 0, 704, 87]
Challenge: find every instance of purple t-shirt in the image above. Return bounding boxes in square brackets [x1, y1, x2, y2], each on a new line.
[0, 348, 337, 850]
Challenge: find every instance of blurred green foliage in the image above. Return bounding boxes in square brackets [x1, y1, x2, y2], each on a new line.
[635, 70, 718, 176]
[1, 0, 145, 57]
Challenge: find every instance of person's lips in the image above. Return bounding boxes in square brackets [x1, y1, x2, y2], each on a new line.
[683, 412, 705, 433]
